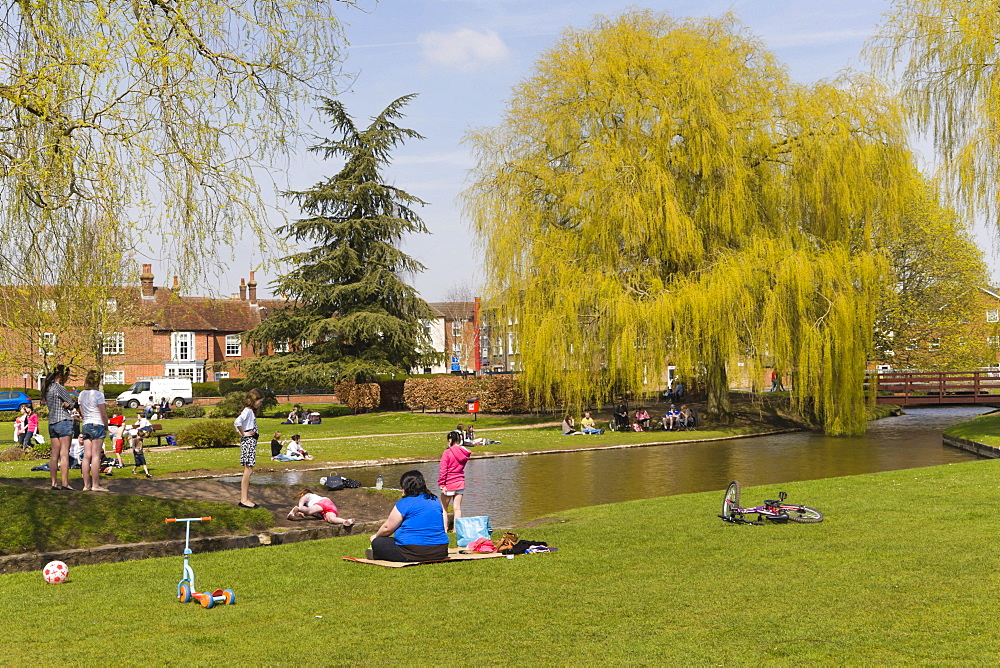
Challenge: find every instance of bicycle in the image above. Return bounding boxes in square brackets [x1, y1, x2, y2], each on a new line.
[719, 480, 823, 524]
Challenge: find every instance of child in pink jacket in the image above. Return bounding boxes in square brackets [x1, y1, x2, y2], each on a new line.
[438, 430, 472, 530]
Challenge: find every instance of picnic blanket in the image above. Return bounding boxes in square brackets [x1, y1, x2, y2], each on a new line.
[342, 548, 507, 568]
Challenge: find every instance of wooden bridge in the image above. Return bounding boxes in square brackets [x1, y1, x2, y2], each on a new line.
[868, 371, 1000, 406]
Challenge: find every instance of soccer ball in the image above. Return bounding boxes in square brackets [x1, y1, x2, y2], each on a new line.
[43, 560, 68, 584]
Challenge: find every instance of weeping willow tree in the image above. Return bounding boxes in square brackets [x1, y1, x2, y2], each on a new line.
[465, 11, 928, 435]
[0, 0, 351, 378]
[869, 0, 1000, 226]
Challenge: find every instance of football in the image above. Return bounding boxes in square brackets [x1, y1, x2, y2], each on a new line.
[43, 560, 68, 584]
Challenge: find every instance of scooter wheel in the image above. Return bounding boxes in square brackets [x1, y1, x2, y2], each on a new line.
[178, 582, 191, 603]
[222, 589, 236, 605]
[199, 592, 215, 609]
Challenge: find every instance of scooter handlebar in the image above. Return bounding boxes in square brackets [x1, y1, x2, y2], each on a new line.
[164, 517, 212, 523]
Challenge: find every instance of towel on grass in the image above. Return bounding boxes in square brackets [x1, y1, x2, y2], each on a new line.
[342, 548, 506, 568]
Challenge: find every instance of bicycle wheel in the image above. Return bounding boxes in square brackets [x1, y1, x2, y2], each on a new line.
[783, 505, 823, 523]
[721, 481, 741, 519]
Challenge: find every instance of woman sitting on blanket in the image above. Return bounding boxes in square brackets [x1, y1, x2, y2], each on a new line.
[288, 489, 354, 526]
[368, 470, 449, 563]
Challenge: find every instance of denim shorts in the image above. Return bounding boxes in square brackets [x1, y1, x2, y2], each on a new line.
[48, 419, 74, 438]
[81, 423, 107, 440]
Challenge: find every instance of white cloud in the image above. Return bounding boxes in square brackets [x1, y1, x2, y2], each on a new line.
[418, 28, 510, 72]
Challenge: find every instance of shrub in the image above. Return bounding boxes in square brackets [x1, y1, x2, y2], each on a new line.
[0, 446, 31, 462]
[181, 406, 206, 418]
[0, 410, 19, 422]
[402, 375, 527, 413]
[208, 391, 246, 418]
[35, 405, 48, 420]
[193, 382, 219, 397]
[177, 419, 237, 448]
[335, 379, 380, 412]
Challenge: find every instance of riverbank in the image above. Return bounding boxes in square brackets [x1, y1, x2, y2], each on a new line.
[2, 459, 998, 663]
[0, 395, 806, 480]
[942, 409, 1000, 456]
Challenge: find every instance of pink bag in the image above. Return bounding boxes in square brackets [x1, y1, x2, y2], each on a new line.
[468, 537, 496, 553]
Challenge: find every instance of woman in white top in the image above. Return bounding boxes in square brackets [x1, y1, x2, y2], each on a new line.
[78, 370, 110, 492]
[233, 388, 265, 508]
[285, 434, 312, 460]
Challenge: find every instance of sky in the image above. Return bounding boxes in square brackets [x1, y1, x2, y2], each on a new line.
[155, 0, 1000, 300]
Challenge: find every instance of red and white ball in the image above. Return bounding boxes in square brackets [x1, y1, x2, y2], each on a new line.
[43, 560, 68, 584]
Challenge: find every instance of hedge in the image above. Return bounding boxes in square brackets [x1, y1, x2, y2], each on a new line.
[176, 419, 237, 448]
[335, 379, 380, 412]
[402, 376, 526, 413]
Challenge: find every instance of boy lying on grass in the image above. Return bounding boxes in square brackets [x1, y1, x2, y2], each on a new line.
[287, 489, 354, 526]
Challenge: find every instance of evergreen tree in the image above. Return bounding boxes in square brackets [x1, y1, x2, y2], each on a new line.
[243, 95, 435, 389]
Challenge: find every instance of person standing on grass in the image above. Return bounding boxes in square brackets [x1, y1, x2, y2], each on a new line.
[233, 388, 264, 508]
[43, 364, 76, 491]
[78, 370, 110, 492]
[132, 435, 151, 478]
[438, 430, 471, 530]
[108, 411, 126, 468]
[16, 404, 38, 449]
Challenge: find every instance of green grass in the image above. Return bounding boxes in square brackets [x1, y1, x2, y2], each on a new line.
[1, 460, 999, 662]
[0, 487, 272, 555]
[0, 411, 778, 478]
[942, 409, 1000, 446]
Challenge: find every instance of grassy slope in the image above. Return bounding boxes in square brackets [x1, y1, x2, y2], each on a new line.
[0, 412, 776, 477]
[0, 488, 272, 554]
[3, 460, 999, 663]
[942, 409, 1000, 447]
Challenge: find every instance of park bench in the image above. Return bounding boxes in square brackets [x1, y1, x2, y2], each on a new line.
[146, 423, 176, 447]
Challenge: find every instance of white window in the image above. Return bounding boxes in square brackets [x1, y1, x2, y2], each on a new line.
[102, 332, 125, 355]
[507, 331, 517, 355]
[103, 370, 125, 384]
[273, 340, 289, 353]
[928, 338, 941, 351]
[904, 339, 919, 351]
[988, 309, 1000, 323]
[106, 298, 118, 313]
[167, 365, 204, 383]
[452, 321, 463, 337]
[39, 332, 56, 355]
[214, 371, 230, 381]
[989, 336, 1000, 348]
[171, 332, 195, 361]
[452, 342, 462, 353]
[300, 338, 310, 350]
[225, 334, 242, 356]
[41, 299, 56, 312]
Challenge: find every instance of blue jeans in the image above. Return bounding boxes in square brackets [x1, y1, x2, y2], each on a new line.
[582, 426, 602, 434]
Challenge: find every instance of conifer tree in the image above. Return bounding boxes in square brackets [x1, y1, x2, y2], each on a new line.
[243, 95, 435, 389]
[465, 11, 928, 434]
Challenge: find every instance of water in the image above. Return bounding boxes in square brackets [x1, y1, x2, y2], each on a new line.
[226, 406, 992, 525]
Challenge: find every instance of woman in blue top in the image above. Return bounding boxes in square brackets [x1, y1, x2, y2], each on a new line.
[369, 470, 450, 562]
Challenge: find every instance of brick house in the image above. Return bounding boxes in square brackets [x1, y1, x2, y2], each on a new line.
[0, 265, 279, 389]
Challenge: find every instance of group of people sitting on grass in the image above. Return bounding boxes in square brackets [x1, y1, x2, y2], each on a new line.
[281, 405, 322, 425]
[606, 403, 700, 432]
[269, 432, 314, 461]
[562, 411, 605, 435]
[142, 396, 173, 419]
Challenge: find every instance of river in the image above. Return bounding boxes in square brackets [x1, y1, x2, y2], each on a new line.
[232, 406, 992, 525]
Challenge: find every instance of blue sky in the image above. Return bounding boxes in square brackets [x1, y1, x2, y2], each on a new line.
[175, 0, 998, 300]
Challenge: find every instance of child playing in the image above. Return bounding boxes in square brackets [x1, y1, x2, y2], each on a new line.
[438, 430, 472, 530]
[132, 432, 151, 478]
[287, 489, 354, 526]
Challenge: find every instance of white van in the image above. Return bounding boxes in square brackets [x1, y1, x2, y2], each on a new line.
[116, 377, 194, 409]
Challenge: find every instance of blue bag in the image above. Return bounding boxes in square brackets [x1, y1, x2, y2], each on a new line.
[455, 516, 492, 548]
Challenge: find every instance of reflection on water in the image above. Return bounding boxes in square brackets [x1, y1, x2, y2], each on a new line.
[226, 406, 992, 525]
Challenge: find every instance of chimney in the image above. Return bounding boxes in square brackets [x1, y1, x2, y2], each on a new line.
[140, 264, 154, 299]
[239, 278, 247, 300]
[172, 275, 180, 290]
[248, 271, 258, 303]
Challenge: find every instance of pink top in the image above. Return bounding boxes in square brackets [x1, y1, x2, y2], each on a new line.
[438, 444, 471, 491]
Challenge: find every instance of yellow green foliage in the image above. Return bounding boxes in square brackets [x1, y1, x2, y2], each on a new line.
[465, 11, 930, 435]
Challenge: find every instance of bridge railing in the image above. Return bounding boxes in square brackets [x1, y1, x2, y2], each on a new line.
[864, 370, 1000, 404]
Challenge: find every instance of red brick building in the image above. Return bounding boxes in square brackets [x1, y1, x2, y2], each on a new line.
[0, 265, 282, 389]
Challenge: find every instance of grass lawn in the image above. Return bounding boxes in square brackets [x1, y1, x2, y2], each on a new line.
[0, 411, 781, 478]
[0, 487, 272, 555]
[942, 409, 1000, 447]
[3, 459, 999, 662]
